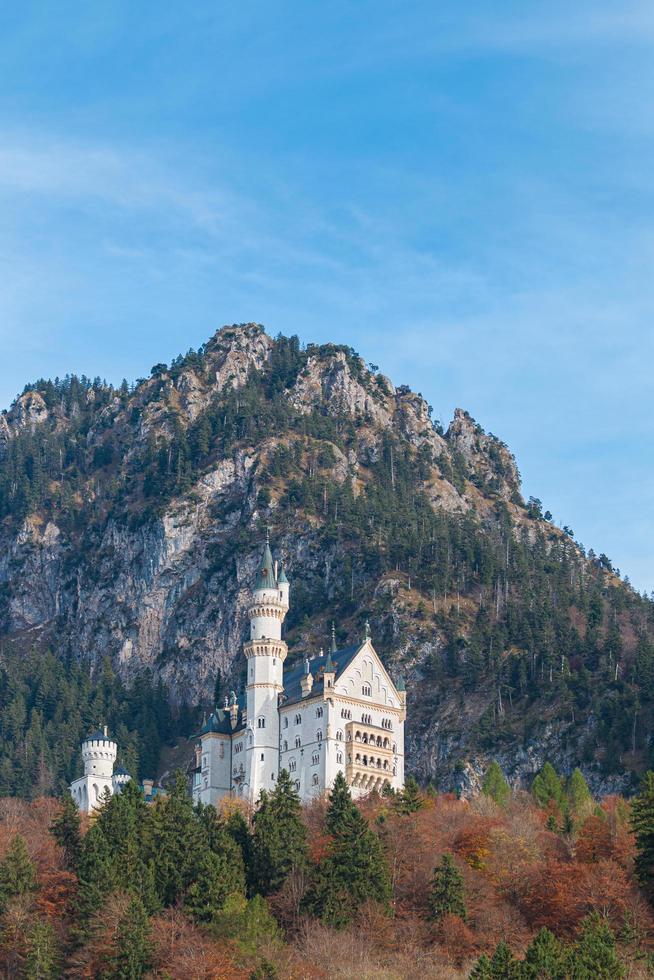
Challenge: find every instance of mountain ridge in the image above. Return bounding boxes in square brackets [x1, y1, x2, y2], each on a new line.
[1, 323, 651, 795]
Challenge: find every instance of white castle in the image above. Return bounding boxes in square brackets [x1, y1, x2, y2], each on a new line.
[69, 726, 131, 813]
[192, 539, 406, 806]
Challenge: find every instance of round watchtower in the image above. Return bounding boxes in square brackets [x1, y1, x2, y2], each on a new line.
[82, 726, 117, 780]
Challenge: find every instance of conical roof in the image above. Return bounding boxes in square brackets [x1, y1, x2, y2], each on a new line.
[254, 539, 277, 590]
[278, 564, 289, 584]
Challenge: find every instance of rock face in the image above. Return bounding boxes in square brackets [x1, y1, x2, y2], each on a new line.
[0, 323, 649, 794]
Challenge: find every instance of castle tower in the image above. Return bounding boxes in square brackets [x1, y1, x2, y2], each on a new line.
[70, 726, 118, 812]
[243, 537, 289, 801]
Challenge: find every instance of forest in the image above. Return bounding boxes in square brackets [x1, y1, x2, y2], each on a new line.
[2, 762, 654, 978]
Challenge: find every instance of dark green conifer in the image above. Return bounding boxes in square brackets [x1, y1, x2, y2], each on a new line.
[521, 927, 568, 979]
[482, 761, 511, 807]
[0, 834, 37, 911]
[394, 775, 423, 814]
[631, 770, 654, 902]
[250, 770, 308, 896]
[24, 918, 60, 979]
[427, 853, 467, 922]
[106, 895, 152, 979]
[50, 794, 82, 870]
[142, 770, 206, 907]
[532, 763, 564, 808]
[569, 911, 625, 978]
[303, 772, 391, 928]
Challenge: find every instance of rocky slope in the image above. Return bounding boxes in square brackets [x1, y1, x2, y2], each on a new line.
[1, 324, 652, 793]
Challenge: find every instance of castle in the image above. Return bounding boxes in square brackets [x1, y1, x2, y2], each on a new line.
[192, 539, 406, 806]
[69, 726, 132, 813]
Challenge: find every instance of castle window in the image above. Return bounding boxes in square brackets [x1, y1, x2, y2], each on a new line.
[283, 740, 288, 752]
[295, 736, 301, 748]
[336, 730, 343, 741]
[289, 759, 297, 772]
[316, 706, 323, 718]
[257, 717, 265, 728]
[362, 684, 372, 697]
[283, 717, 288, 728]
[260, 753, 264, 761]
[337, 752, 343, 764]
[316, 730, 323, 742]
[312, 752, 319, 765]
[312, 773, 319, 786]
[272, 772, 276, 781]
[294, 713, 301, 725]
[295, 780, 300, 792]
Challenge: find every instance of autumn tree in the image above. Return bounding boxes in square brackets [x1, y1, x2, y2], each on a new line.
[428, 854, 467, 922]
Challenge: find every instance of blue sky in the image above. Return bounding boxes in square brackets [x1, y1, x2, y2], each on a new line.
[1, 2, 652, 592]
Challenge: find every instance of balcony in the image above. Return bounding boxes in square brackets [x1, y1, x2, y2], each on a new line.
[345, 722, 396, 790]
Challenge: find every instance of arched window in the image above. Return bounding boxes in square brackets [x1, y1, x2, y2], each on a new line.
[295, 780, 301, 792]
[289, 759, 297, 772]
[312, 752, 319, 765]
[257, 717, 265, 728]
[316, 730, 323, 742]
[283, 740, 288, 752]
[295, 713, 301, 725]
[312, 773, 319, 786]
[336, 730, 343, 741]
[295, 736, 301, 748]
[316, 706, 323, 718]
[362, 684, 372, 697]
[283, 717, 288, 728]
[337, 752, 343, 764]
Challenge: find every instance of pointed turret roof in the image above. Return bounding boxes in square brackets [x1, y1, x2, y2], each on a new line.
[254, 537, 277, 590]
[278, 563, 289, 584]
[330, 621, 337, 654]
[396, 675, 406, 692]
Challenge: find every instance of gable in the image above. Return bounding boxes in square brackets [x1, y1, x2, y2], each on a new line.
[334, 640, 400, 708]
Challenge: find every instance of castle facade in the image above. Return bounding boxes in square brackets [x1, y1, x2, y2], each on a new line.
[192, 540, 406, 806]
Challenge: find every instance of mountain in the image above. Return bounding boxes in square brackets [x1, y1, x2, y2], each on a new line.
[1, 323, 653, 795]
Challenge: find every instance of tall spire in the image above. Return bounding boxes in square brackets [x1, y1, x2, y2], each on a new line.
[254, 536, 277, 590]
[330, 621, 337, 654]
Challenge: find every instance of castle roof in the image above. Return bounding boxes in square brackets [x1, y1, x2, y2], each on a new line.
[84, 728, 115, 743]
[194, 694, 247, 739]
[278, 564, 289, 584]
[281, 643, 362, 706]
[113, 766, 131, 776]
[254, 540, 277, 591]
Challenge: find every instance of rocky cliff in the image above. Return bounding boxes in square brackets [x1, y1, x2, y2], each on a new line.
[1, 324, 652, 793]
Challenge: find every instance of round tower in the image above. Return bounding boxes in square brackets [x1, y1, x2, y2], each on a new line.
[243, 538, 289, 800]
[82, 726, 117, 780]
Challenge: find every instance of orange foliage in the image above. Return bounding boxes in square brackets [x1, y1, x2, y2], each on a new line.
[453, 815, 500, 869]
[576, 814, 613, 863]
[149, 908, 248, 979]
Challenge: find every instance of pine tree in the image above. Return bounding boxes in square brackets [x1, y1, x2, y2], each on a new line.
[50, 794, 82, 870]
[532, 762, 564, 808]
[250, 770, 308, 895]
[107, 895, 152, 979]
[521, 927, 569, 979]
[0, 834, 37, 911]
[569, 912, 625, 978]
[482, 761, 511, 807]
[142, 770, 206, 907]
[567, 768, 591, 815]
[74, 823, 117, 929]
[23, 918, 60, 979]
[469, 954, 493, 979]
[631, 770, 654, 902]
[427, 853, 467, 922]
[303, 772, 391, 928]
[394, 775, 423, 814]
[183, 847, 245, 923]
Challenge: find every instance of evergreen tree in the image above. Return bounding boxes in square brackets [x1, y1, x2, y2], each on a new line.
[0, 834, 37, 911]
[567, 768, 591, 815]
[569, 912, 625, 978]
[23, 918, 60, 979]
[142, 770, 206, 907]
[95, 779, 158, 909]
[303, 772, 391, 928]
[631, 770, 654, 902]
[250, 770, 308, 895]
[50, 793, 81, 870]
[107, 895, 152, 979]
[532, 763, 564, 808]
[469, 954, 493, 979]
[74, 823, 117, 929]
[394, 775, 423, 814]
[427, 853, 467, 922]
[183, 848, 244, 923]
[521, 927, 569, 979]
[482, 761, 511, 807]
